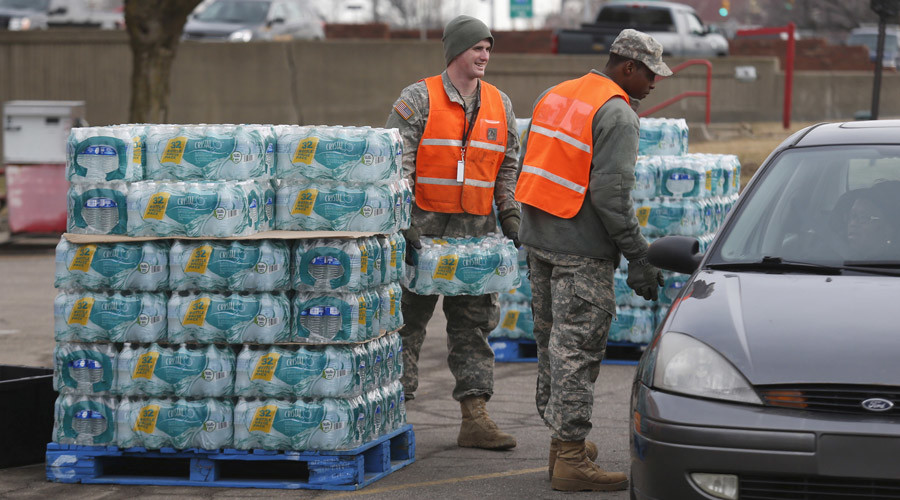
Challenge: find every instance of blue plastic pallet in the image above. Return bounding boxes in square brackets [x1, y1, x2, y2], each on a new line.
[490, 338, 537, 362]
[490, 338, 644, 365]
[46, 424, 415, 490]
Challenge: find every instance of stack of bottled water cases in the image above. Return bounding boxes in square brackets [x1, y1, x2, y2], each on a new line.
[52, 237, 407, 451]
[56, 121, 410, 452]
[610, 118, 741, 345]
[273, 125, 411, 233]
[488, 246, 534, 340]
[66, 124, 277, 237]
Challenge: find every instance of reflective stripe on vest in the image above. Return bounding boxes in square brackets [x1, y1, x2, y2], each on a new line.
[515, 73, 629, 219]
[415, 75, 508, 215]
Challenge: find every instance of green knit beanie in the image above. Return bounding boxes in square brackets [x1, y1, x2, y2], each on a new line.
[442, 15, 493, 66]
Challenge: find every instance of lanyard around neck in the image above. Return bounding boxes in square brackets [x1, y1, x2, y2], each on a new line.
[460, 95, 481, 161]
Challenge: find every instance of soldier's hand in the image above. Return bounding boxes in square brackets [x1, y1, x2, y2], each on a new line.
[403, 226, 422, 266]
[626, 256, 664, 302]
[498, 207, 521, 248]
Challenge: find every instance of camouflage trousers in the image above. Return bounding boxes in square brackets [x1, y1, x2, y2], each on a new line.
[527, 246, 615, 442]
[398, 286, 500, 402]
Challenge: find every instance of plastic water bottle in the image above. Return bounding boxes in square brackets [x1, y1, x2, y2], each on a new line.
[293, 292, 362, 343]
[292, 237, 363, 292]
[54, 342, 117, 395]
[54, 291, 167, 343]
[53, 394, 117, 446]
[55, 238, 170, 292]
[609, 306, 655, 344]
[67, 126, 144, 183]
[633, 156, 660, 200]
[122, 397, 233, 450]
[67, 181, 129, 235]
[365, 387, 386, 439]
[152, 344, 235, 398]
[144, 124, 268, 181]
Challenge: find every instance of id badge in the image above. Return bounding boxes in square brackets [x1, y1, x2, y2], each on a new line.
[456, 160, 465, 182]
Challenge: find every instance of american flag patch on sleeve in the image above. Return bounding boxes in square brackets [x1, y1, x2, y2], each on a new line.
[394, 100, 414, 120]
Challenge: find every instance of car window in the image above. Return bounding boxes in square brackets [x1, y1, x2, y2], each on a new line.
[270, 1, 286, 21]
[684, 13, 705, 36]
[597, 6, 676, 31]
[195, 0, 271, 24]
[282, 1, 304, 21]
[710, 146, 900, 265]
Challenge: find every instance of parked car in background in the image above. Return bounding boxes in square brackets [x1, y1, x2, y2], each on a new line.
[631, 120, 900, 499]
[0, 0, 122, 31]
[554, 0, 728, 57]
[0, 0, 50, 30]
[47, 0, 123, 30]
[847, 25, 900, 69]
[183, 0, 324, 42]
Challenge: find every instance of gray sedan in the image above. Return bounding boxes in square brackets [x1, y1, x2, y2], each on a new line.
[631, 120, 900, 499]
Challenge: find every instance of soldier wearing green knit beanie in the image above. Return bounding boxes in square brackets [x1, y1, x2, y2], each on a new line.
[442, 15, 494, 66]
[384, 15, 522, 452]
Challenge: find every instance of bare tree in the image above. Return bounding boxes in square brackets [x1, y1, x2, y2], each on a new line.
[124, 0, 203, 124]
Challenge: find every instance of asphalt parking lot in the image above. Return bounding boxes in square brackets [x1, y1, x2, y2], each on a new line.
[0, 238, 634, 500]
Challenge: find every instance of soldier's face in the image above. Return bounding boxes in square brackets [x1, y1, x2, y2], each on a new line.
[621, 60, 657, 100]
[455, 39, 492, 79]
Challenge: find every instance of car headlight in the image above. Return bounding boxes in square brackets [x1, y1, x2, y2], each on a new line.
[652, 332, 762, 404]
[228, 29, 253, 42]
[9, 17, 32, 31]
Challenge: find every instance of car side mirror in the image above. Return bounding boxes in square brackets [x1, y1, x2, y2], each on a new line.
[648, 236, 703, 275]
[50, 6, 67, 15]
[269, 17, 285, 26]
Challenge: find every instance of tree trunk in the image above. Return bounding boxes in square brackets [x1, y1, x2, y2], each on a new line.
[124, 0, 202, 124]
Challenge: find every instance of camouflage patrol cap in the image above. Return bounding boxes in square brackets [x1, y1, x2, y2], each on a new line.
[609, 29, 673, 77]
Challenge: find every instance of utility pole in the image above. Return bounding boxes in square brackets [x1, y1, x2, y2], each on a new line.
[869, 0, 900, 119]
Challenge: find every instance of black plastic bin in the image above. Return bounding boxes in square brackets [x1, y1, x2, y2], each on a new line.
[0, 365, 54, 468]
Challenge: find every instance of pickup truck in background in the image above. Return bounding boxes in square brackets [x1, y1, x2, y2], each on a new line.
[554, 0, 729, 57]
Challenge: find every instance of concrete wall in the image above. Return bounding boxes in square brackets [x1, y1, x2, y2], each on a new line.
[1, 31, 898, 150]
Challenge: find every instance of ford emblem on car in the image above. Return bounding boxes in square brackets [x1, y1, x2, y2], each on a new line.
[861, 398, 895, 412]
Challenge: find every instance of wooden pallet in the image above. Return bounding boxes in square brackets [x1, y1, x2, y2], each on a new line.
[46, 424, 415, 490]
[490, 338, 644, 365]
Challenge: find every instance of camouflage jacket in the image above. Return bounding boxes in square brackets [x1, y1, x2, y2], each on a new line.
[385, 70, 520, 238]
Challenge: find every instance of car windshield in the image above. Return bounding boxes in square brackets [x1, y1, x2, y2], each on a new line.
[708, 145, 900, 268]
[0, 0, 49, 10]
[596, 6, 676, 31]
[195, 0, 270, 24]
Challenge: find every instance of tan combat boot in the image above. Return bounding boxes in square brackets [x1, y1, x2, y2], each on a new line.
[551, 440, 628, 491]
[457, 396, 517, 450]
[548, 438, 599, 480]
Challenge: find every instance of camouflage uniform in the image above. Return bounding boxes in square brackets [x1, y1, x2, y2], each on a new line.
[528, 246, 615, 441]
[386, 70, 520, 401]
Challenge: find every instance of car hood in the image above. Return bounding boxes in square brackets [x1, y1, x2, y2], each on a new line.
[664, 269, 900, 386]
[184, 19, 256, 36]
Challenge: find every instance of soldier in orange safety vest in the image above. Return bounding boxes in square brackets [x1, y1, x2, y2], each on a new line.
[385, 15, 521, 451]
[515, 29, 670, 492]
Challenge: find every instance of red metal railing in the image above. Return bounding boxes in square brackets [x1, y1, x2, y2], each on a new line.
[638, 59, 712, 125]
[735, 22, 796, 129]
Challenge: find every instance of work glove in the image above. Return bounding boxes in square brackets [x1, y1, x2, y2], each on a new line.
[498, 207, 521, 248]
[403, 226, 422, 266]
[626, 256, 664, 302]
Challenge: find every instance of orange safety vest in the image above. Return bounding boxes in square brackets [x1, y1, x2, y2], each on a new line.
[414, 75, 508, 215]
[515, 73, 629, 219]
